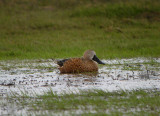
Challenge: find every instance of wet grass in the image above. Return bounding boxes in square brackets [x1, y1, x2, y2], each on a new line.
[0, 59, 55, 70]
[0, 58, 159, 74]
[5, 89, 160, 115]
[102, 58, 160, 71]
[0, 0, 160, 60]
[124, 61, 160, 71]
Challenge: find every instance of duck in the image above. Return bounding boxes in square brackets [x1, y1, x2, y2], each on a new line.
[57, 50, 105, 73]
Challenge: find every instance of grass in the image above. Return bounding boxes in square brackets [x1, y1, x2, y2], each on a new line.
[0, 0, 160, 60]
[5, 89, 160, 115]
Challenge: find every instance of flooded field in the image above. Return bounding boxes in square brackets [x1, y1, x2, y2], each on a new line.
[0, 58, 160, 115]
[0, 58, 160, 96]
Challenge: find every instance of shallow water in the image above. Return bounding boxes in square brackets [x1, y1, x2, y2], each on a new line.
[0, 58, 160, 96]
[0, 58, 160, 115]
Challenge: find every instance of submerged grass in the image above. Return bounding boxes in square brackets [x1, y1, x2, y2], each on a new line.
[0, 0, 160, 60]
[6, 89, 160, 115]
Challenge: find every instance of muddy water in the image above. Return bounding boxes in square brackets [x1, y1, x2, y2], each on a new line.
[0, 58, 160, 96]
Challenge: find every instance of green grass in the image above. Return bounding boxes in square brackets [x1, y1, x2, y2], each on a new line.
[0, 0, 160, 60]
[6, 89, 160, 115]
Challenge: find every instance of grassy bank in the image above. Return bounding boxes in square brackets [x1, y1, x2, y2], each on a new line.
[0, 0, 160, 60]
[5, 89, 160, 115]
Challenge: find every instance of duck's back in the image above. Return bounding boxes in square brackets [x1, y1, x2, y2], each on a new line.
[59, 58, 98, 73]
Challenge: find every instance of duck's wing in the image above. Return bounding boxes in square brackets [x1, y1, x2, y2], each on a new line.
[57, 59, 69, 67]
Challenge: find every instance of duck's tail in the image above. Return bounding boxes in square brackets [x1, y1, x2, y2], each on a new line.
[57, 59, 69, 67]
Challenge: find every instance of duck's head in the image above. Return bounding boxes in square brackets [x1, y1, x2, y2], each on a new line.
[83, 50, 105, 65]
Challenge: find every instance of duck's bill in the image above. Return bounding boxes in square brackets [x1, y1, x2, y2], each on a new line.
[92, 55, 105, 65]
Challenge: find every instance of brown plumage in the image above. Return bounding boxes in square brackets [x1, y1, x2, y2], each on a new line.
[57, 50, 105, 73]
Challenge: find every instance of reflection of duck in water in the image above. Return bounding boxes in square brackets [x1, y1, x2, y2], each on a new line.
[57, 50, 105, 73]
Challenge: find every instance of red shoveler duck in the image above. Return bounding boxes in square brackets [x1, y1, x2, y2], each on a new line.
[57, 50, 105, 73]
